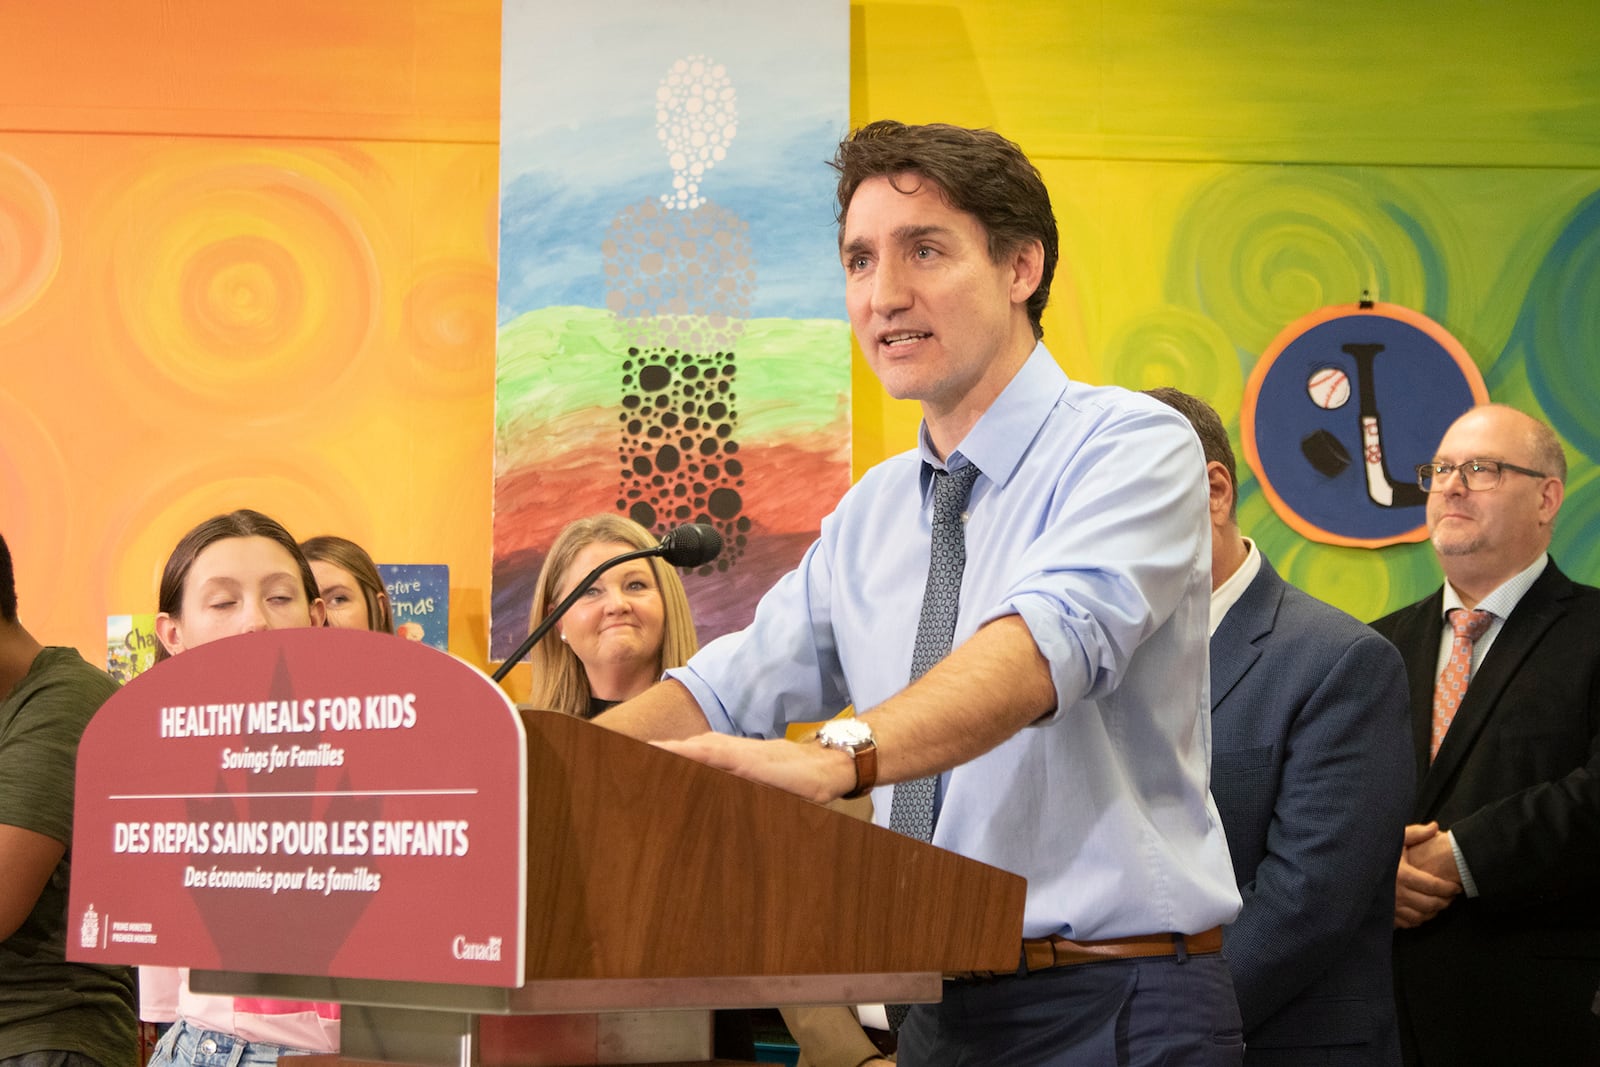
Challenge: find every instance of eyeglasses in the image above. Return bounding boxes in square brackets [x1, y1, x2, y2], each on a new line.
[1415, 459, 1548, 493]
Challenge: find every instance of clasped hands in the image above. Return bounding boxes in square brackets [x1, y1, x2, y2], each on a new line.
[1394, 821, 1463, 929]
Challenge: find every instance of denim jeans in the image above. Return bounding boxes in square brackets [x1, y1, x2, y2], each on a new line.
[147, 1022, 311, 1067]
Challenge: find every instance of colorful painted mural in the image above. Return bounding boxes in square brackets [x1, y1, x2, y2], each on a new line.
[1044, 162, 1600, 619]
[848, 5, 1600, 621]
[492, 1, 850, 658]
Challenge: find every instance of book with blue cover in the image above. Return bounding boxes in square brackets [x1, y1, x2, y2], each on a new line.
[377, 563, 449, 651]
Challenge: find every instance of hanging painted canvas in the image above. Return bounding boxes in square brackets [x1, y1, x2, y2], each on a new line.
[493, 0, 850, 661]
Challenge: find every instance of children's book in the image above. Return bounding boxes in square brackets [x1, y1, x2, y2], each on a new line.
[376, 564, 449, 651]
[106, 614, 159, 683]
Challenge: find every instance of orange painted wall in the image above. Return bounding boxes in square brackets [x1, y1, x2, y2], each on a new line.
[0, 3, 502, 669]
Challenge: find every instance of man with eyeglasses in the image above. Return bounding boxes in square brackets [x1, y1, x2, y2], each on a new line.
[1371, 404, 1600, 1066]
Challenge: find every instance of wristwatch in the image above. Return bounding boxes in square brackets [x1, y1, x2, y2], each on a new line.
[816, 718, 878, 800]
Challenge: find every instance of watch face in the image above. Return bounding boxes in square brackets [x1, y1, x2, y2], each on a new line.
[820, 718, 872, 749]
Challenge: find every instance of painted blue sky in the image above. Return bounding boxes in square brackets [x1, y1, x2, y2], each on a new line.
[498, 0, 849, 324]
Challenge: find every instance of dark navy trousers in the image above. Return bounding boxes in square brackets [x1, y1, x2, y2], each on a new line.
[897, 952, 1243, 1067]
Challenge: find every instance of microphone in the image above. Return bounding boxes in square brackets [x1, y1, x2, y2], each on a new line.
[491, 523, 723, 683]
[657, 522, 723, 568]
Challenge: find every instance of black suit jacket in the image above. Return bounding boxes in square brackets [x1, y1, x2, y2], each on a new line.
[1372, 560, 1600, 1066]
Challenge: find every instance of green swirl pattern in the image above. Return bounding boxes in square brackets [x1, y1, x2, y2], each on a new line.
[1104, 306, 1242, 420]
[1167, 168, 1431, 357]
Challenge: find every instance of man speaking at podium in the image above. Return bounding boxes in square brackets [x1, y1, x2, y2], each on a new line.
[598, 120, 1243, 1066]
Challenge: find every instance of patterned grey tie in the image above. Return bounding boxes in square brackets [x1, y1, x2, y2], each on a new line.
[889, 461, 981, 844]
[886, 461, 980, 1036]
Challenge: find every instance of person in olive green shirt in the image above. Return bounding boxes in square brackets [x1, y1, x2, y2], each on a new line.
[0, 532, 136, 1067]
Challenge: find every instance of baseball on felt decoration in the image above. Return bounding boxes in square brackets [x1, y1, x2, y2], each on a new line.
[1306, 365, 1351, 409]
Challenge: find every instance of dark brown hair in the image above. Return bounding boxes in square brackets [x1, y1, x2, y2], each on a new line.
[0, 533, 15, 623]
[1145, 387, 1239, 520]
[832, 120, 1059, 340]
[155, 509, 319, 662]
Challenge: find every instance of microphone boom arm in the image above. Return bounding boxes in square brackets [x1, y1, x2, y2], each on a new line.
[490, 545, 662, 684]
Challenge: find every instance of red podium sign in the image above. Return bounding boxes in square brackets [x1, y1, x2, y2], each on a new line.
[67, 628, 525, 987]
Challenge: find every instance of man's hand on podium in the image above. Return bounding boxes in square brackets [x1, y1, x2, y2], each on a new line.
[653, 732, 858, 805]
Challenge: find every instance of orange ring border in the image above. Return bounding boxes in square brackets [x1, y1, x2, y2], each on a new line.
[1240, 301, 1490, 549]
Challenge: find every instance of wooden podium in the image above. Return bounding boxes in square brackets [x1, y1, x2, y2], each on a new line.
[67, 630, 1024, 1067]
[200, 709, 1026, 1065]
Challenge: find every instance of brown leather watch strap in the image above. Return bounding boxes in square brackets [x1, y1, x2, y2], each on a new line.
[842, 738, 877, 799]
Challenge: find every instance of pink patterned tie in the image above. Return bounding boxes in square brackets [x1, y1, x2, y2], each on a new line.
[1432, 608, 1493, 760]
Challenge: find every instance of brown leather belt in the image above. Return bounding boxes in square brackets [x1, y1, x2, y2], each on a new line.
[950, 925, 1224, 980]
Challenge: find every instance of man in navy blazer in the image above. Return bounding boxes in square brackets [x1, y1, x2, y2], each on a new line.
[1371, 404, 1600, 1066]
[1153, 389, 1413, 1066]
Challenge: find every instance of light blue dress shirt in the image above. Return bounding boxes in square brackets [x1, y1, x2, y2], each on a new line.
[669, 345, 1241, 940]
